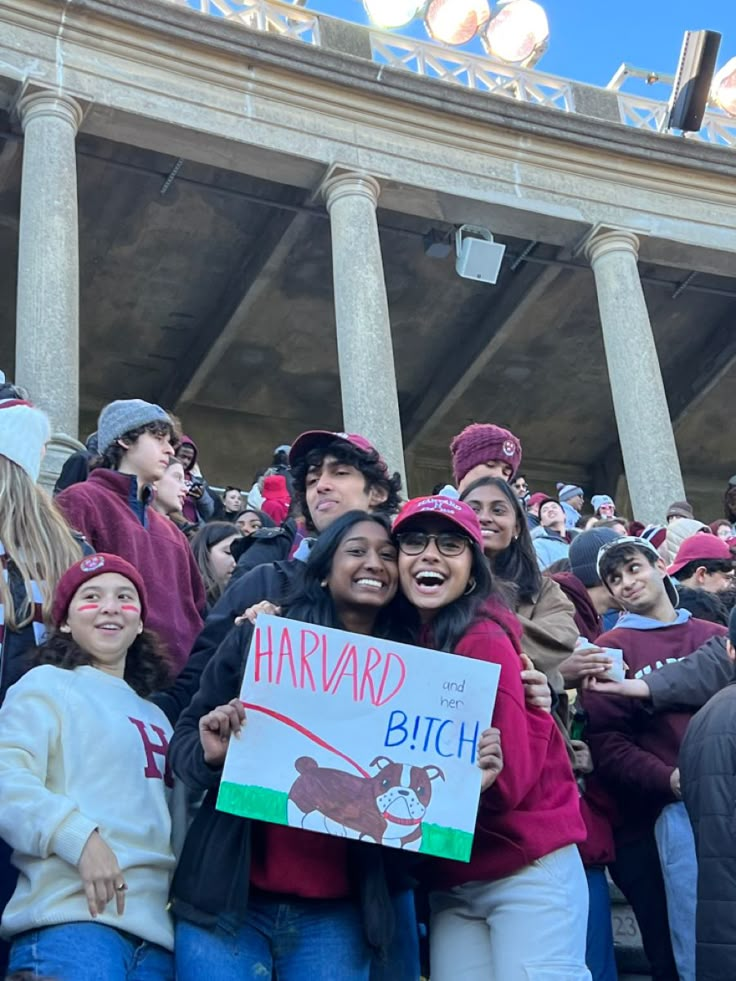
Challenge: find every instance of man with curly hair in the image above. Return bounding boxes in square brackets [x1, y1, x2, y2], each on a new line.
[155, 430, 402, 723]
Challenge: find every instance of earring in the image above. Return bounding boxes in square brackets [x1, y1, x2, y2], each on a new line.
[60, 624, 71, 634]
[464, 578, 477, 596]
[320, 580, 328, 588]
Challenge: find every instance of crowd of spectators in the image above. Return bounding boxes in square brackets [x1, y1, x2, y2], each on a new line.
[0, 377, 735, 981]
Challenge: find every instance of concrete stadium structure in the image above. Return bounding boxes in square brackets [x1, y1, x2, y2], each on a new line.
[1, 0, 735, 521]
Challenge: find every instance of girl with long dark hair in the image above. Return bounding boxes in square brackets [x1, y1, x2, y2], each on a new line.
[459, 477, 578, 692]
[393, 496, 590, 981]
[0, 554, 175, 981]
[168, 511, 418, 981]
[189, 522, 243, 611]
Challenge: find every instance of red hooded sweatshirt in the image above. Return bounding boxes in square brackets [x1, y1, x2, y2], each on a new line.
[424, 603, 585, 889]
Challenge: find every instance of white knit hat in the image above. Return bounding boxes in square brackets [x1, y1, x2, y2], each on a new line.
[0, 398, 51, 482]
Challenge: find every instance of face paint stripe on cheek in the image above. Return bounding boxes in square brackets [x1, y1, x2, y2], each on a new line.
[121, 605, 140, 613]
[76, 604, 99, 612]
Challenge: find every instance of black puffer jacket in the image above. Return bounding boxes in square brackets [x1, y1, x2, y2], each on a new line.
[168, 621, 413, 953]
[680, 682, 736, 980]
[153, 560, 303, 725]
[230, 519, 297, 582]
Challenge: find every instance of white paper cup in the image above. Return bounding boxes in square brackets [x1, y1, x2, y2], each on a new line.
[602, 648, 625, 683]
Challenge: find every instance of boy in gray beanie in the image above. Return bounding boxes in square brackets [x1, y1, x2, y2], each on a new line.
[56, 399, 205, 671]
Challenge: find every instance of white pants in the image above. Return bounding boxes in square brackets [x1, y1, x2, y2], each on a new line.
[429, 844, 592, 981]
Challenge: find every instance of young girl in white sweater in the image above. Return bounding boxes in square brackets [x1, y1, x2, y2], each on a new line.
[0, 553, 176, 981]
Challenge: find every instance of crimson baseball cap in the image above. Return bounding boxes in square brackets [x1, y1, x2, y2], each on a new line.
[289, 430, 387, 473]
[393, 496, 483, 547]
[668, 534, 733, 576]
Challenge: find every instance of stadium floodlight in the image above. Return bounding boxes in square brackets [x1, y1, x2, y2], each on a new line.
[363, 0, 422, 30]
[424, 0, 491, 47]
[481, 0, 549, 66]
[712, 56, 736, 117]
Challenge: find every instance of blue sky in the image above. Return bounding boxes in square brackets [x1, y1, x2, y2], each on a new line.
[301, 1, 734, 96]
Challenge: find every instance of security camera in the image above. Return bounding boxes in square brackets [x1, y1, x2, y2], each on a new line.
[455, 225, 506, 285]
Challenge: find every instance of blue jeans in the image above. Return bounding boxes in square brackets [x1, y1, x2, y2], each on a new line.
[176, 893, 371, 981]
[584, 867, 617, 981]
[370, 888, 420, 981]
[8, 922, 173, 981]
[655, 802, 696, 981]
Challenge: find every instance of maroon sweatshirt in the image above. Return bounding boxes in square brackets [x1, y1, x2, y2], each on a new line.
[425, 610, 586, 889]
[56, 469, 205, 672]
[551, 571, 602, 640]
[584, 615, 726, 842]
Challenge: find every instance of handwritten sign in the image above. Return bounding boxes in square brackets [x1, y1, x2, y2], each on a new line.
[217, 615, 500, 862]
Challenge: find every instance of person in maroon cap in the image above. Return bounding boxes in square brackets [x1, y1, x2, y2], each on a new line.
[668, 535, 734, 595]
[0, 553, 175, 981]
[449, 423, 522, 494]
[392, 496, 589, 981]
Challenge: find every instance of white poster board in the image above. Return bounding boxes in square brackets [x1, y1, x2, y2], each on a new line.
[217, 615, 500, 861]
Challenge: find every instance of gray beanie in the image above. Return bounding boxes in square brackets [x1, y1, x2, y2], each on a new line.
[98, 399, 171, 453]
[569, 527, 620, 587]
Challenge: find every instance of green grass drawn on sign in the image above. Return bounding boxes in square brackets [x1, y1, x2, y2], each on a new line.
[218, 783, 289, 824]
[419, 823, 474, 862]
[218, 782, 474, 862]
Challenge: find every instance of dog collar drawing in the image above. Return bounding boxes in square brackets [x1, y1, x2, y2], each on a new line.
[287, 755, 445, 850]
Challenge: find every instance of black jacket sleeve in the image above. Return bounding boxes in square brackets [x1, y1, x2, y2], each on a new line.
[168, 622, 253, 793]
[152, 561, 297, 725]
[230, 524, 295, 583]
[645, 636, 733, 712]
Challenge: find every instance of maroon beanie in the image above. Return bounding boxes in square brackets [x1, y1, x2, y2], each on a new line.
[52, 554, 148, 627]
[450, 423, 522, 484]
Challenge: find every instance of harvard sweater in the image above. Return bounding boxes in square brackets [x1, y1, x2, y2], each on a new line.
[56, 470, 205, 671]
[424, 615, 585, 889]
[0, 665, 175, 949]
[584, 614, 726, 840]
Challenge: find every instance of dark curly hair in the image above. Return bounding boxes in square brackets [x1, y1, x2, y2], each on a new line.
[101, 419, 180, 471]
[29, 628, 172, 699]
[290, 440, 402, 532]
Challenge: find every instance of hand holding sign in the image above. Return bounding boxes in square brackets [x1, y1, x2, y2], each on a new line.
[477, 727, 503, 792]
[199, 698, 246, 766]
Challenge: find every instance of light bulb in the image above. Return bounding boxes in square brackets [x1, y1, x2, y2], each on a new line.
[424, 0, 491, 47]
[712, 56, 736, 117]
[363, 0, 422, 30]
[482, 0, 549, 65]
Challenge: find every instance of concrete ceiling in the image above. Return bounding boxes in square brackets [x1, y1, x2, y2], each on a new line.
[1, 127, 734, 515]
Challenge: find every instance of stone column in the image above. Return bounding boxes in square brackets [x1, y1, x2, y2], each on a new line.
[322, 172, 407, 492]
[15, 91, 83, 442]
[585, 228, 685, 524]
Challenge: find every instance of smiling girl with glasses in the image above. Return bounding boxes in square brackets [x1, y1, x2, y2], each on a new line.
[393, 496, 591, 981]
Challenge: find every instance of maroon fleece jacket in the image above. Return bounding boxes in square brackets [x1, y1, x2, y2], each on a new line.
[425, 610, 585, 888]
[584, 616, 726, 842]
[56, 469, 205, 672]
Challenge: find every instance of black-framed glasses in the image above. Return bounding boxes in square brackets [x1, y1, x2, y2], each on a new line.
[396, 531, 471, 557]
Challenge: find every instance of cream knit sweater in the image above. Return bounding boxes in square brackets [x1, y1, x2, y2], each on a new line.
[0, 664, 175, 950]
